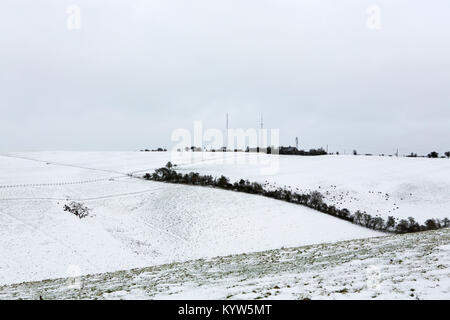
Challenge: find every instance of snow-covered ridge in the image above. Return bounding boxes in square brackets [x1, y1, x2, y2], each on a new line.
[1, 228, 448, 300]
[0, 152, 380, 285]
[3, 151, 450, 224]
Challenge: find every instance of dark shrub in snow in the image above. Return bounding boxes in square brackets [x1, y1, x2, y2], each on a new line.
[64, 202, 91, 219]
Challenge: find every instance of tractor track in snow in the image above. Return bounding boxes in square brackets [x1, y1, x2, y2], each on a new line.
[0, 185, 168, 202]
[0, 154, 125, 175]
[0, 177, 125, 189]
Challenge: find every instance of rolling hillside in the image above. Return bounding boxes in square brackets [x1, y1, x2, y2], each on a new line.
[1, 151, 448, 288]
[1, 228, 448, 300]
[0, 152, 380, 285]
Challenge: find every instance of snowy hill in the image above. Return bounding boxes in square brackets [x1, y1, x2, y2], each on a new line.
[178, 153, 450, 222]
[1, 228, 448, 300]
[4, 151, 450, 224]
[0, 152, 379, 285]
[1, 151, 448, 286]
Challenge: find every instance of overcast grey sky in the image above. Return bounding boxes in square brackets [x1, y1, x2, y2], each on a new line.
[1, 0, 449, 155]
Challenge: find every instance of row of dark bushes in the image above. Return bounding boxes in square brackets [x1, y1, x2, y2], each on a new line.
[143, 162, 450, 234]
[140, 148, 167, 152]
[407, 151, 450, 158]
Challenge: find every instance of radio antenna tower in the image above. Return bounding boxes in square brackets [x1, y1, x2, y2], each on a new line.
[224, 113, 229, 152]
[257, 113, 264, 152]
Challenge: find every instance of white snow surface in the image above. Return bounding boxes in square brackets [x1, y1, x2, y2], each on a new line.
[176, 152, 450, 222]
[1, 229, 448, 300]
[0, 152, 382, 285]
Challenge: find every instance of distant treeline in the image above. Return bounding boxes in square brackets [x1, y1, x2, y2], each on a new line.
[172, 146, 329, 155]
[140, 147, 450, 158]
[246, 146, 328, 156]
[278, 147, 327, 156]
[144, 147, 450, 158]
[143, 162, 450, 234]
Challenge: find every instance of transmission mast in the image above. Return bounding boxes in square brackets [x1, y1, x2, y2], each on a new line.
[225, 113, 229, 152]
[258, 113, 264, 152]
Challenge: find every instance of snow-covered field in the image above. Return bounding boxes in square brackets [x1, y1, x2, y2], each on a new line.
[4, 151, 450, 223]
[0, 152, 380, 286]
[177, 152, 450, 222]
[0, 151, 448, 292]
[1, 228, 448, 300]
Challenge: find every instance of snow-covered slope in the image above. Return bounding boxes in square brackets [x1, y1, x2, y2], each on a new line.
[0, 152, 380, 285]
[4, 151, 450, 223]
[178, 153, 450, 222]
[1, 151, 448, 286]
[1, 228, 448, 300]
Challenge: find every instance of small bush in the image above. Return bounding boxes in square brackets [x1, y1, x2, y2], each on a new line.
[64, 202, 91, 219]
[427, 151, 439, 158]
[308, 191, 324, 209]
